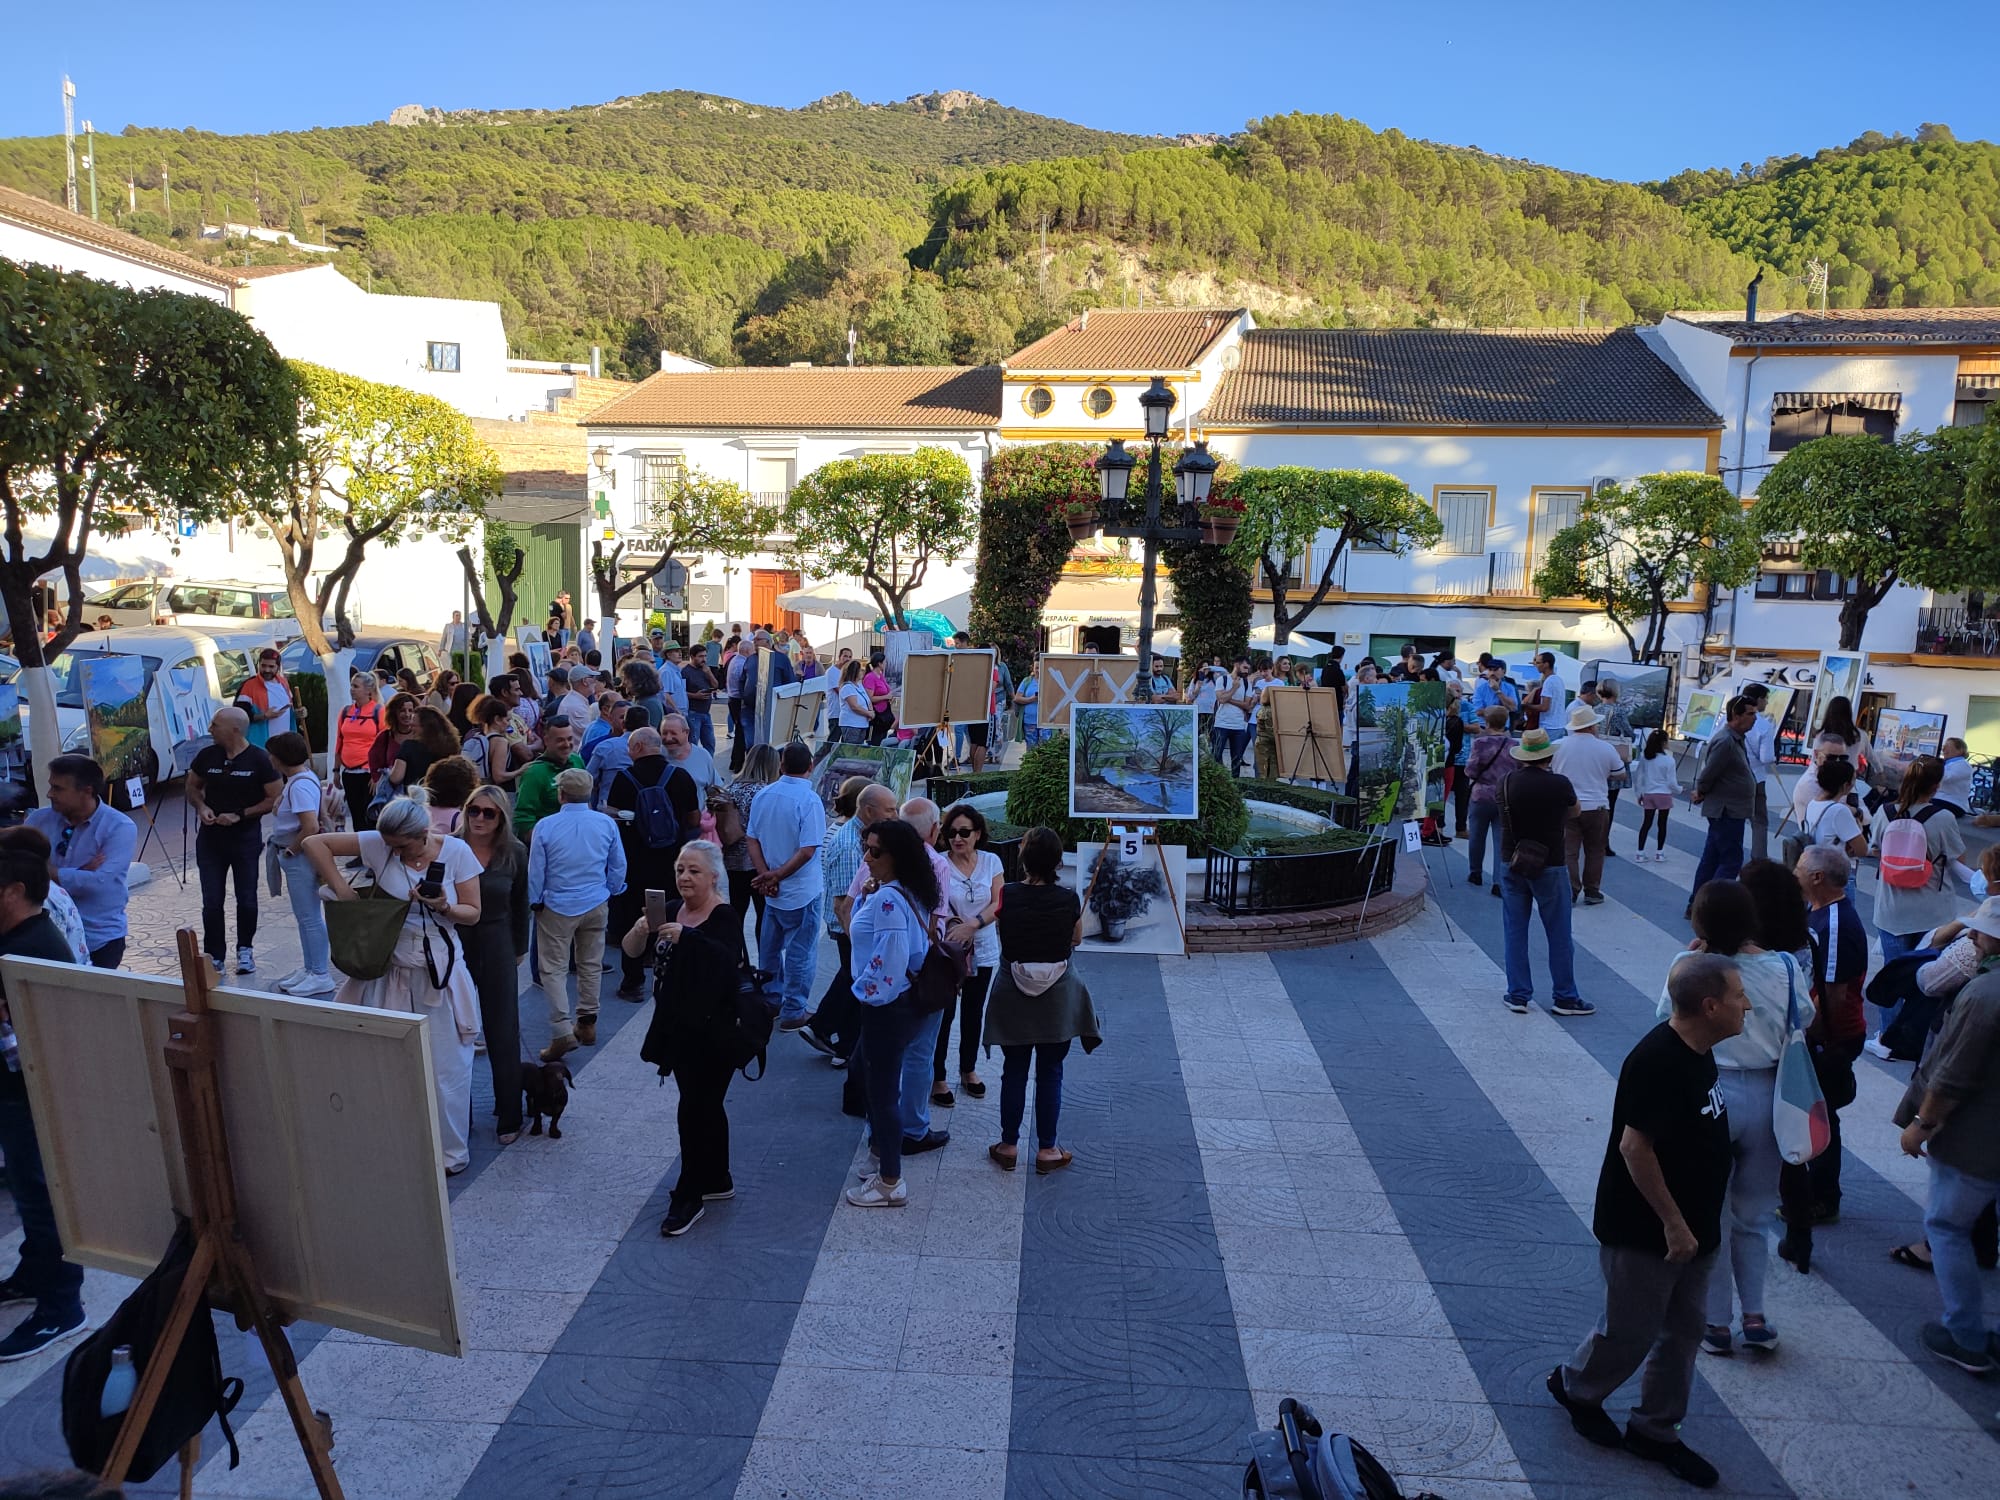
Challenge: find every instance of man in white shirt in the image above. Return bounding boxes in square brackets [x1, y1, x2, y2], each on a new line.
[1737, 683, 1780, 861]
[747, 742, 827, 1030]
[557, 668, 598, 726]
[658, 713, 717, 798]
[1552, 703, 1630, 906]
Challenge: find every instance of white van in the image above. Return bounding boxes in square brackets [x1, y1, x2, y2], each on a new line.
[91, 579, 312, 637]
[20, 626, 279, 783]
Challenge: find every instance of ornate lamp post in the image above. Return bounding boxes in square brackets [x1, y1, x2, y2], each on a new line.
[1095, 376, 1218, 700]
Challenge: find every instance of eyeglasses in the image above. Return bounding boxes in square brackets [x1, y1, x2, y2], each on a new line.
[465, 806, 500, 821]
[55, 825, 75, 858]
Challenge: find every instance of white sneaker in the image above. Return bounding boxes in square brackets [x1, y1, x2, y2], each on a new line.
[235, 947, 256, 976]
[844, 1174, 908, 1209]
[274, 966, 307, 990]
[1864, 1037, 1894, 1060]
[283, 971, 338, 997]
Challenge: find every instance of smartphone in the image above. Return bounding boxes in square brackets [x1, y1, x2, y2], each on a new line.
[417, 860, 446, 901]
[645, 888, 669, 930]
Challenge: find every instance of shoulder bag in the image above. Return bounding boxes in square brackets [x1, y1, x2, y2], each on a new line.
[1499, 775, 1551, 880]
[1772, 953, 1832, 1166]
[322, 846, 408, 981]
[891, 888, 968, 1016]
[708, 786, 745, 847]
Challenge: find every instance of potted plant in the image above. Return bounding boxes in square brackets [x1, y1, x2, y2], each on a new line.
[1198, 489, 1245, 546]
[1054, 487, 1102, 542]
[1084, 847, 1168, 941]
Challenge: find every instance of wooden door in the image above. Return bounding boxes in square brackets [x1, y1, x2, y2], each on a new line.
[750, 569, 802, 634]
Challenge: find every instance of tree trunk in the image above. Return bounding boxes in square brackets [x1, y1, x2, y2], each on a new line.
[1836, 582, 1891, 652]
[2, 573, 62, 798]
[280, 570, 349, 770]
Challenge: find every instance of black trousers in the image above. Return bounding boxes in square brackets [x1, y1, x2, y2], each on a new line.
[935, 965, 994, 1082]
[813, 932, 860, 1057]
[341, 769, 378, 832]
[0, 1093, 82, 1313]
[196, 822, 261, 960]
[671, 1051, 735, 1207]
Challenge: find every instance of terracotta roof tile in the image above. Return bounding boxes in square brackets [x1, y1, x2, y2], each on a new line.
[0, 183, 243, 290]
[1203, 327, 1720, 428]
[587, 365, 1001, 430]
[1671, 307, 2000, 346]
[1005, 308, 1243, 372]
[236, 263, 324, 279]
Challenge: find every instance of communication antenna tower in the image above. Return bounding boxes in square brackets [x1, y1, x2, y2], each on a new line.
[62, 76, 78, 212]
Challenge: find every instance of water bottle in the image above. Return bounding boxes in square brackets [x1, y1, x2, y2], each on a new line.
[99, 1346, 136, 1419]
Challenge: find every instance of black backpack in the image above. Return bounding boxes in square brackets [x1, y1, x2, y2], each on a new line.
[619, 766, 702, 851]
[63, 1219, 243, 1484]
[1244, 1398, 1440, 1500]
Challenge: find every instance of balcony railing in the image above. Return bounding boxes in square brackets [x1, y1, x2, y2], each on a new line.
[750, 489, 792, 541]
[1915, 606, 2000, 657]
[1487, 552, 1535, 597]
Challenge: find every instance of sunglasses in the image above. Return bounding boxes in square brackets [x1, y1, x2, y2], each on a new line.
[465, 806, 500, 821]
[947, 827, 977, 840]
[862, 844, 886, 859]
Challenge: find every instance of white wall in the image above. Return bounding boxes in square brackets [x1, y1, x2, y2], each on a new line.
[588, 426, 995, 635]
[999, 313, 1249, 434]
[0, 220, 231, 302]
[235, 266, 535, 420]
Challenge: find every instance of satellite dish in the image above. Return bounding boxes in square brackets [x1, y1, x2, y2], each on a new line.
[1219, 346, 1241, 371]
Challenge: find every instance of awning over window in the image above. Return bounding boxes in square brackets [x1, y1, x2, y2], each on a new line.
[1958, 374, 1999, 395]
[1772, 391, 1903, 412]
[1041, 575, 1176, 626]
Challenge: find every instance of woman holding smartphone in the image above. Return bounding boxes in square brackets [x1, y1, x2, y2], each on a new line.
[303, 790, 484, 1175]
[624, 839, 741, 1238]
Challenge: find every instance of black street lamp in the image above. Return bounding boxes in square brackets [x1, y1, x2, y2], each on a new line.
[1096, 376, 1218, 700]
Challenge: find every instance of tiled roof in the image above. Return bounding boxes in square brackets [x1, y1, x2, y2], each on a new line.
[1203, 327, 1720, 428]
[0, 184, 243, 290]
[1005, 308, 1243, 372]
[587, 365, 1001, 430]
[1672, 308, 2000, 346]
[236, 263, 324, 279]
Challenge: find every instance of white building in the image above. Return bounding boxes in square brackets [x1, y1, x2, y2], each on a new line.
[1649, 307, 2000, 750]
[584, 365, 1001, 638]
[0, 182, 237, 303]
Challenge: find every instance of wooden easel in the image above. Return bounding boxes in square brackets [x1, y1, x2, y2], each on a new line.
[99, 929, 344, 1498]
[1084, 823, 1188, 953]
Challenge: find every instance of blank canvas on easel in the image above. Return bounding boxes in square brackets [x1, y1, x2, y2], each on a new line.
[899, 652, 952, 729]
[1, 958, 464, 1356]
[770, 685, 825, 744]
[1264, 686, 1346, 784]
[945, 649, 995, 727]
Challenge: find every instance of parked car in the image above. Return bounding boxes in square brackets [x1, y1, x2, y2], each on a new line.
[17, 625, 274, 783]
[92, 579, 309, 636]
[280, 634, 451, 753]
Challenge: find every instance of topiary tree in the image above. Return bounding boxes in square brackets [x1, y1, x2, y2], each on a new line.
[968, 443, 1096, 677]
[784, 447, 977, 628]
[1004, 730, 1249, 854]
[1162, 535, 1252, 675]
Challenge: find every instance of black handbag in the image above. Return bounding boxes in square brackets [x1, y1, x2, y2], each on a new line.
[1500, 776, 1551, 880]
[892, 889, 968, 1016]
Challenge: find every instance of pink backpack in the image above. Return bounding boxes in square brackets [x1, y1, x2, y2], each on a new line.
[1878, 803, 1946, 890]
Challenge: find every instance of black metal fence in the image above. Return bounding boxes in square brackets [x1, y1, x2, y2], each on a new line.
[1203, 837, 1397, 915]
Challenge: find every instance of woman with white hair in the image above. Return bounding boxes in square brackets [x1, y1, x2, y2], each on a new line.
[624, 838, 742, 1237]
[303, 788, 484, 1175]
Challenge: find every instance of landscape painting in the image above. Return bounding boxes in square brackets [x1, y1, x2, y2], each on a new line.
[809, 741, 915, 813]
[1069, 704, 1199, 820]
[1807, 651, 1868, 740]
[82, 655, 151, 783]
[1868, 708, 1949, 794]
[1586, 660, 1672, 730]
[1350, 680, 1448, 821]
[1070, 841, 1188, 956]
[0, 683, 19, 772]
[1680, 689, 1725, 741]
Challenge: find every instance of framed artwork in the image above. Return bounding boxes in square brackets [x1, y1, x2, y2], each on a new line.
[1071, 840, 1188, 956]
[1680, 689, 1725, 742]
[82, 655, 151, 783]
[1585, 660, 1672, 730]
[1068, 704, 1200, 820]
[809, 741, 916, 812]
[1035, 653, 1138, 730]
[1806, 651, 1868, 741]
[1868, 708, 1949, 794]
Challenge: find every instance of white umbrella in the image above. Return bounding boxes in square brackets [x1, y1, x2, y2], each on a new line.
[21, 528, 176, 583]
[776, 580, 878, 622]
[1148, 631, 1184, 659]
[1249, 628, 1332, 656]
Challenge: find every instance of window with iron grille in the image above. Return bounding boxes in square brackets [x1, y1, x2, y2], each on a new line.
[1434, 490, 1489, 556]
[640, 454, 686, 525]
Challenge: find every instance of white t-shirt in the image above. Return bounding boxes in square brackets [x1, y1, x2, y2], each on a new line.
[1803, 797, 1863, 850]
[270, 770, 320, 844]
[357, 831, 481, 934]
[1551, 733, 1628, 811]
[943, 849, 1004, 969]
[1213, 680, 1253, 732]
[836, 679, 874, 731]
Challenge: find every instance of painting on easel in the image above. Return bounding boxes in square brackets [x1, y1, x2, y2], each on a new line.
[1068, 704, 1200, 820]
[1071, 840, 1188, 956]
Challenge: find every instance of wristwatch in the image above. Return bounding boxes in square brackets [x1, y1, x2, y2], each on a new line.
[1913, 1115, 1938, 1131]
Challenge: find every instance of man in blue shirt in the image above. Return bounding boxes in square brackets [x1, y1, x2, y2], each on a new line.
[748, 742, 828, 1028]
[658, 647, 690, 718]
[1471, 659, 1520, 720]
[529, 769, 627, 1059]
[26, 755, 136, 969]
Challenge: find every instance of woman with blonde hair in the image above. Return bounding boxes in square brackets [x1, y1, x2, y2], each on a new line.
[303, 790, 483, 1173]
[458, 784, 529, 1144]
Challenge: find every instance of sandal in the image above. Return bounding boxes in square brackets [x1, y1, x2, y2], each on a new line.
[988, 1142, 1018, 1171]
[931, 1085, 956, 1108]
[1035, 1147, 1073, 1175]
[961, 1074, 987, 1099]
[497, 1131, 520, 1147]
[1890, 1243, 1934, 1271]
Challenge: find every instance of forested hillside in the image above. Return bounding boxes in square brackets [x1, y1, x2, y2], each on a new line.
[0, 90, 1989, 376]
[1649, 128, 2000, 307]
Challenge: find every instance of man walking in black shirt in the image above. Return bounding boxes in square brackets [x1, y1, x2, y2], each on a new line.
[1550, 952, 1748, 1489]
[186, 707, 283, 976]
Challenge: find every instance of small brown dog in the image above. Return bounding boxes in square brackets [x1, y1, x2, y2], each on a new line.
[522, 1058, 575, 1139]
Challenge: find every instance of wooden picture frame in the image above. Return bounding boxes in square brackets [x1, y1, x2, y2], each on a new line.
[770, 685, 826, 745]
[1263, 686, 1346, 784]
[1, 958, 464, 1356]
[1036, 653, 1138, 730]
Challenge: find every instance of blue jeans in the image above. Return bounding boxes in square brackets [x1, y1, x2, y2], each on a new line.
[759, 897, 822, 1024]
[690, 708, 716, 753]
[1218, 726, 1252, 775]
[1690, 815, 1746, 899]
[0, 1093, 83, 1315]
[1877, 928, 1924, 964]
[1924, 1157, 2000, 1350]
[1466, 799, 1499, 882]
[1001, 1041, 1071, 1149]
[859, 998, 923, 1182]
[900, 1008, 945, 1140]
[277, 847, 330, 974]
[1501, 865, 1581, 1005]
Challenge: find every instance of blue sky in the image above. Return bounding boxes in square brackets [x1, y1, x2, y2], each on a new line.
[7, 0, 1990, 181]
